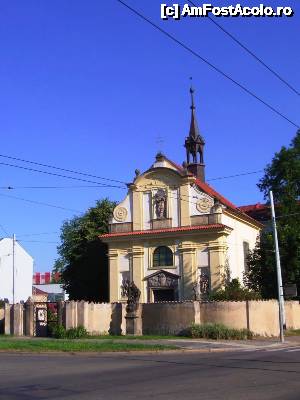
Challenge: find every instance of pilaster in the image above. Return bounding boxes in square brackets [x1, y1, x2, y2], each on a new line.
[132, 246, 145, 302]
[108, 249, 119, 302]
[4, 303, 12, 335]
[25, 298, 34, 336]
[208, 240, 228, 290]
[178, 242, 197, 300]
[132, 190, 142, 231]
[13, 303, 24, 336]
[179, 181, 191, 227]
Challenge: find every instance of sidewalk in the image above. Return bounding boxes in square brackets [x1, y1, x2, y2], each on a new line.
[113, 335, 300, 352]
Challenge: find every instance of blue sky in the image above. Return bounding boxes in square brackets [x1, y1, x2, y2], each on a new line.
[0, 0, 299, 272]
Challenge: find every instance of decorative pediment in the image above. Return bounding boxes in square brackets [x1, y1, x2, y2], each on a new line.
[144, 270, 180, 288]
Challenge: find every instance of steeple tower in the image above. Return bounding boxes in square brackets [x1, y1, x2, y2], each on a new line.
[184, 85, 205, 181]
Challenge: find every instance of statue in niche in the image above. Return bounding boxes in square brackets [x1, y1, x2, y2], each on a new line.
[154, 189, 167, 219]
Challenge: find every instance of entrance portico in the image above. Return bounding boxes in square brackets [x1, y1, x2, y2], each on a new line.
[144, 270, 180, 302]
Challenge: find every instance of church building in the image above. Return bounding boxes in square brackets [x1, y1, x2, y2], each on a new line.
[100, 88, 262, 303]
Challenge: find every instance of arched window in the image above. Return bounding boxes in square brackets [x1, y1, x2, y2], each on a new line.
[153, 246, 173, 267]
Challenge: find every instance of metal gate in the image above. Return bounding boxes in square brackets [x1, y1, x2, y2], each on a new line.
[34, 302, 58, 337]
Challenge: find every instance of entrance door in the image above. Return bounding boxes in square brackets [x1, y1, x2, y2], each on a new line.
[34, 302, 58, 337]
[153, 289, 175, 302]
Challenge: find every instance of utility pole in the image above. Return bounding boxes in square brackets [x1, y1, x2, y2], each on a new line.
[12, 234, 16, 304]
[270, 191, 286, 343]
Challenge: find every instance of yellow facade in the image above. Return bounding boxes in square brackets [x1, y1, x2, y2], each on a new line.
[101, 155, 261, 303]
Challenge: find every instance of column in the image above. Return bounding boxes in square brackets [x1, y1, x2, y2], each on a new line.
[65, 301, 77, 329]
[4, 303, 11, 335]
[25, 298, 34, 336]
[13, 303, 24, 336]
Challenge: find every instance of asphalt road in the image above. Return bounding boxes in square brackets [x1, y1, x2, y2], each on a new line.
[1, 347, 300, 400]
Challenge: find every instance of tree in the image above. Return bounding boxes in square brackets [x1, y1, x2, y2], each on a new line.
[244, 130, 300, 298]
[54, 198, 116, 302]
[209, 278, 261, 301]
[244, 234, 277, 299]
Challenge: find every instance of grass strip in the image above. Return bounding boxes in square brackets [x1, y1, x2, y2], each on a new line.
[0, 339, 177, 352]
[285, 329, 300, 336]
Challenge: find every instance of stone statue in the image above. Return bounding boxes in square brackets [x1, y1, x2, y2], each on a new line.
[192, 281, 201, 301]
[200, 272, 209, 295]
[193, 270, 210, 300]
[126, 281, 141, 314]
[155, 189, 167, 219]
[120, 278, 130, 298]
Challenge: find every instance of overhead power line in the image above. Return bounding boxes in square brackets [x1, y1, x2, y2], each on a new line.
[207, 169, 264, 182]
[0, 161, 126, 189]
[0, 154, 265, 189]
[17, 240, 59, 244]
[0, 193, 82, 213]
[116, 0, 299, 129]
[17, 231, 59, 237]
[188, 0, 300, 97]
[0, 185, 103, 190]
[0, 154, 127, 185]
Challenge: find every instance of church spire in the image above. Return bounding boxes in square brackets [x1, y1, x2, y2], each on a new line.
[189, 86, 203, 141]
[184, 84, 206, 181]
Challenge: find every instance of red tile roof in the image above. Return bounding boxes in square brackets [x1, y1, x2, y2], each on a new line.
[194, 178, 238, 211]
[239, 203, 268, 212]
[32, 286, 49, 296]
[100, 224, 229, 239]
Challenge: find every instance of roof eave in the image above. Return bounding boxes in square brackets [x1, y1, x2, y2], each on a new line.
[100, 224, 232, 242]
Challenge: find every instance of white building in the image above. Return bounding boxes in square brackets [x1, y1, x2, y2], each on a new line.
[33, 284, 68, 301]
[0, 238, 33, 303]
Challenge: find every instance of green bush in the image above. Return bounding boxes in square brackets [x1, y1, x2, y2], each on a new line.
[50, 325, 88, 339]
[190, 323, 253, 340]
[51, 324, 67, 339]
[209, 278, 261, 301]
[66, 326, 88, 339]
